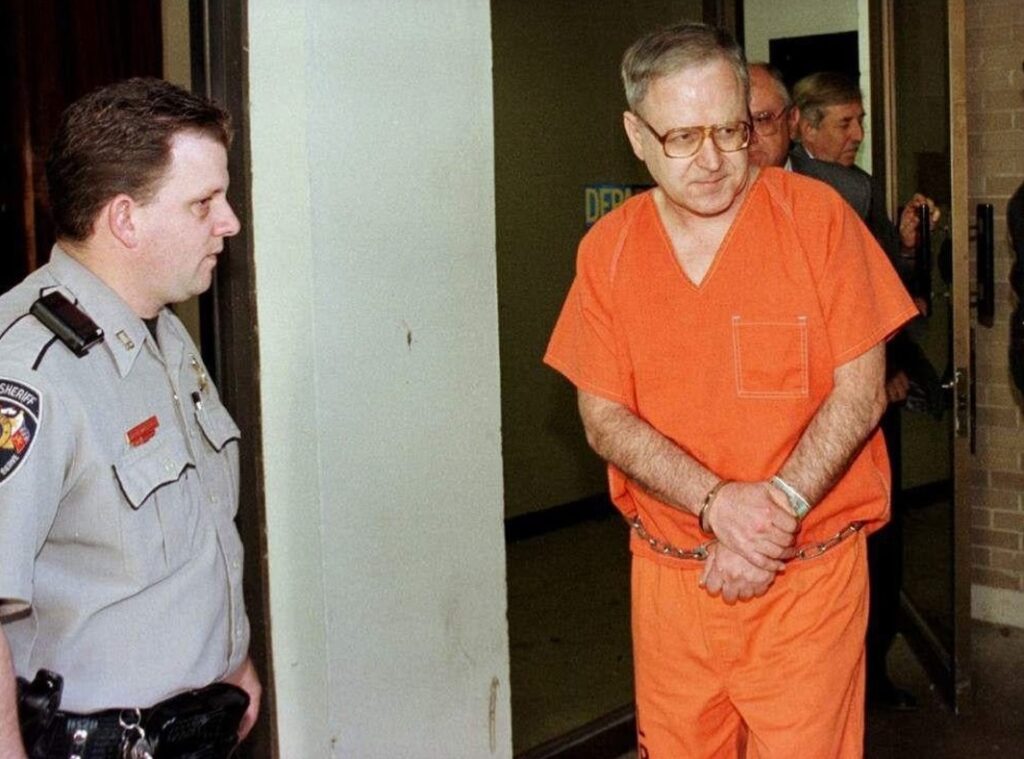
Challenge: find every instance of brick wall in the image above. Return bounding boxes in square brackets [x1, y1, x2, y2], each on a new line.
[966, 0, 1024, 626]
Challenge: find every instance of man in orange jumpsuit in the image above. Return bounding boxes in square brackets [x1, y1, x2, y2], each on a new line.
[544, 23, 917, 758]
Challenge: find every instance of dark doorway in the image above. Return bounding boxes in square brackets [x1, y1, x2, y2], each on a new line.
[2, 3, 274, 755]
[0, 0, 163, 294]
[769, 30, 860, 90]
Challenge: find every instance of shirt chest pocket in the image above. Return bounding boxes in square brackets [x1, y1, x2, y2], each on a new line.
[192, 401, 241, 515]
[731, 315, 809, 398]
[112, 430, 200, 582]
[194, 402, 241, 453]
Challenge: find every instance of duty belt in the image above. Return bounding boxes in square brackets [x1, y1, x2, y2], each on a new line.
[629, 516, 864, 562]
[17, 672, 248, 759]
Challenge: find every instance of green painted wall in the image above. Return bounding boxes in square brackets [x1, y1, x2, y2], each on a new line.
[493, 0, 703, 519]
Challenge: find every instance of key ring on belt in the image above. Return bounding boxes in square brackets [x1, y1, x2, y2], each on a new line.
[628, 516, 864, 562]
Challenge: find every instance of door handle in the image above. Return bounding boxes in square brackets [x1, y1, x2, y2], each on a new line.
[972, 203, 995, 327]
[914, 203, 933, 315]
[944, 367, 969, 441]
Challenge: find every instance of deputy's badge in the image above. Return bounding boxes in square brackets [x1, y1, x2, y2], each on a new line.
[0, 379, 41, 485]
[190, 355, 209, 394]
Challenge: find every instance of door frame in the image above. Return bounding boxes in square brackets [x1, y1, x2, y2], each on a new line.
[946, 0, 973, 714]
[190, 0, 279, 754]
[876, 0, 972, 714]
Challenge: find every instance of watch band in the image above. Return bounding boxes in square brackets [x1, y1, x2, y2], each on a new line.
[770, 475, 811, 520]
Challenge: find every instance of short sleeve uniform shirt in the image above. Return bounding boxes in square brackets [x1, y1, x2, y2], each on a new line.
[0, 247, 248, 712]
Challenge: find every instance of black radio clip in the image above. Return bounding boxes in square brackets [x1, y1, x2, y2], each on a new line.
[30, 291, 104, 357]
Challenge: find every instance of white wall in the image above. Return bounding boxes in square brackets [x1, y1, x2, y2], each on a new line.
[744, 0, 873, 172]
[248, 1, 511, 756]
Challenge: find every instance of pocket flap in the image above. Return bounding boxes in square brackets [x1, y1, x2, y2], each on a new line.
[195, 403, 241, 452]
[113, 432, 194, 510]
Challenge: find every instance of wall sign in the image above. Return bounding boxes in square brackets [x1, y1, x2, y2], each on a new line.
[584, 184, 652, 228]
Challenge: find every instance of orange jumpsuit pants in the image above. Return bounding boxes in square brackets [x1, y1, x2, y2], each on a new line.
[632, 532, 868, 759]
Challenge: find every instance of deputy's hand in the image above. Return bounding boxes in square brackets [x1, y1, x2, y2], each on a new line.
[705, 481, 798, 572]
[224, 657, 262, 742]
[898, 193, 940, 250]
[699, 542, 776, 603]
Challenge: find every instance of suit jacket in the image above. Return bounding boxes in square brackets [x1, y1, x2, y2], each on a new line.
[789, 142, 910, 286]
[789, 144, 938, 402]
[789, 142, 872, 220]
[1008, 181, 1024, 392]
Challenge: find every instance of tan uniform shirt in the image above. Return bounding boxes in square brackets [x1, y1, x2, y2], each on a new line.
[0, 247, 248, 712]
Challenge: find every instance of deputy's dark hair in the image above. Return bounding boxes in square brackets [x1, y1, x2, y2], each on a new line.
[45, 77, 232, 242]
[621, 22, 748, 114]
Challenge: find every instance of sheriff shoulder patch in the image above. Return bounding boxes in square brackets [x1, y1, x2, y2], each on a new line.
[0, 378, 41, 485]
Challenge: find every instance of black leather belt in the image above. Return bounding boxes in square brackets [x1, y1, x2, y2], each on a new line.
[45, 710, 134, 758]
[18, 673, 248, 759]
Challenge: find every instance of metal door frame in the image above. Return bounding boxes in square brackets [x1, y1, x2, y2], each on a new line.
[877, 0, 972, 714]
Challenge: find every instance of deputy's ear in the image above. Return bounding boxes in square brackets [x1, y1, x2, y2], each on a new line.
[106, 194, 139, 248]
[623, 111, 646, 161]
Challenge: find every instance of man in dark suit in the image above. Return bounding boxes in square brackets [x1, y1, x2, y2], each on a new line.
[748, 63, 872, 218]
[1009, 181, 1024, 393]
[750, 63, 939, 712]
[791, 71, 938, 294]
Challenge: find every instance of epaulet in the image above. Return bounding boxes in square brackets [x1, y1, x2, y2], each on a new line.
[0, 312, 60, 373]
[29, 291, 104, 359]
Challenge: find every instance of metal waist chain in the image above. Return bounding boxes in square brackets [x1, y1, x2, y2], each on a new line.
[628, 516, 864, 562]
[629, 516, 714, 560]
[792, 521, 864, 560]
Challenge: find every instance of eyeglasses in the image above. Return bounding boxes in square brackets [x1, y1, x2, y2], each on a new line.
[633, 114, 751, 159]
[750, 107, 790, 137]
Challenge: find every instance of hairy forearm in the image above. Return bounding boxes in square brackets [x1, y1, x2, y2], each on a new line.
[578, 390, 716, 516]
[778, 344, 888, 506]
[0, 627, 27, 759]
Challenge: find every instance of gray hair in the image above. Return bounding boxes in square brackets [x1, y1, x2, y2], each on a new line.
[792, 71, 862, 128]
[748, 61, 791, 108]
[621, 22, 748, 114]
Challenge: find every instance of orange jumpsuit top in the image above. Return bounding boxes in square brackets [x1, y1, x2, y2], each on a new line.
[545, 167, 918, 556]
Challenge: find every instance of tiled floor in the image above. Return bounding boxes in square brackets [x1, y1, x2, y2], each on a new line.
[509, 511, 1024, 758]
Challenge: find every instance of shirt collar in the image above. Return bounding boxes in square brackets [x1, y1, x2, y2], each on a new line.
[46, 246, 153, 378]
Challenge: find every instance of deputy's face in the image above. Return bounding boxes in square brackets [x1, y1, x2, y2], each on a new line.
[799, 101, 865, 167]
[624, 58, 751, 221]
[133, 131, 240, 312]
[747, 67, 792, 168]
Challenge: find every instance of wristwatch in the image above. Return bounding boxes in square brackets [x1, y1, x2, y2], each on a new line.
[770, 476, 811, 520]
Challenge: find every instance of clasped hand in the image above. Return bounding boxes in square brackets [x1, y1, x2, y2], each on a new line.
[898, 193, 941, 250]
[699, 481, 799, 603]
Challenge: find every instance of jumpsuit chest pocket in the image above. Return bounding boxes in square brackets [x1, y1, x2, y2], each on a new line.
[731, 315, 809, 398]
[112, 429, 199, 580]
